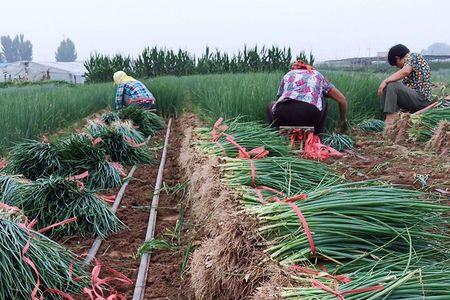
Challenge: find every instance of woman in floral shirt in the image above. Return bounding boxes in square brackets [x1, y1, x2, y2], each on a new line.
[378, 44, 430, 125]
[267, 60, 348, 133]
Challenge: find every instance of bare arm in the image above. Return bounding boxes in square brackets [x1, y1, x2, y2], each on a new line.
[377, 65, 413, 96]
[327, 87, 348, 132]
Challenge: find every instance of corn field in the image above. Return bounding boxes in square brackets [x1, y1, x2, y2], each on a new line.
[84, 45, 314, 82]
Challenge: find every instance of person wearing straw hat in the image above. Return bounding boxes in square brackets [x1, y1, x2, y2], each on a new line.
[113, 71, 156, 111]
[267, 60, 348, 134]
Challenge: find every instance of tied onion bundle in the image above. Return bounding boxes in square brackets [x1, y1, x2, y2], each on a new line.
[246, 182, 449, 265]
[91, 126, 153, 166]
[110, 120, 146, 144]
[221, 157, 342, 197]
[119, 105, 164, 136]
[5, 140, 61, 180]
[408, 107, 450, 141]
[86, 119, 107, 136]
[11, 175, 124, 238]
[57, 134, 122, 190]
[0, 173, 29, 204]
[0, 204, 87, 299]
[358, 119, 385, 132]
[197, 118, 290, 157]
[320, 133, 354, 151]
[101, 111, 120, 125]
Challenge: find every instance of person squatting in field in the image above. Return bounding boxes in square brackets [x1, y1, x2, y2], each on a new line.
[378, 44, 431, 125]
[266, 60, 348, 134]
[113, 71, 157, 111]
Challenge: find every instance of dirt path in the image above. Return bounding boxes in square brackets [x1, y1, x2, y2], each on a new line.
[63, 118, 191, 299]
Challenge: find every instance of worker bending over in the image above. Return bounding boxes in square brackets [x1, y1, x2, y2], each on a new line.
[113, 71, 156, 111]
[267, 60, 347, 134]
[378, 44, 431, 125]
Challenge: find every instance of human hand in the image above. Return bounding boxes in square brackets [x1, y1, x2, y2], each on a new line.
[377, 81, 387, 96]
[338, 120, 347, 133]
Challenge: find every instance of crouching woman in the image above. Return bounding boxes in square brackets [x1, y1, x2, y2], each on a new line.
[267, 60, 347, 134]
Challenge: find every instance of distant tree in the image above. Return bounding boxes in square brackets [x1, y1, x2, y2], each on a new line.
[422, 43, 450, 55]
[0, 34, 33, 62]
[55, 38, 77, 62]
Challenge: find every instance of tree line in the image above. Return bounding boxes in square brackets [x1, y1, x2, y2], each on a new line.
[0, 34, 77, 63]
[84, 46, 315, 83]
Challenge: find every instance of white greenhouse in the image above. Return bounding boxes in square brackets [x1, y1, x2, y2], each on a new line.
[0, 61, 87, 84]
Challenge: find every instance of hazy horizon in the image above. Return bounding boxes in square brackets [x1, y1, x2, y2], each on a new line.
[1, 0, 449, 62]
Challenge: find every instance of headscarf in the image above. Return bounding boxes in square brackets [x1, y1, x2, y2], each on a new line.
[291, 60, 314, 71]
[113, 71, 136, 85]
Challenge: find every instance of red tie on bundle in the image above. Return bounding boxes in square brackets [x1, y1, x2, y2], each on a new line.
[303, 132, 343, 161]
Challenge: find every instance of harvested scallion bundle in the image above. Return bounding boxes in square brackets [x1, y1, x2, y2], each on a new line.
[358, 119, 385, 132]
[408, 107, 450, 141]
[0, 173, 29, 204]
[0, 204, 88, 299]
[101, 111, 120, 124]
[57, 134, 122, 190]
[5, 140, 61, 180]
[197, 118, 290, 157]
[86, 119, 107, 136]
[221, 157, 342, 195]
[12, 175, 124, 238]
[119, 105, 164, 136]
[110, 120, 146, 144]
[91, 127, 153, 166]
[320, 133, 354, 151]
[247, 182, 449, 265]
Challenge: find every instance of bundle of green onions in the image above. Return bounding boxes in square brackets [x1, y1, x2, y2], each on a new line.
[57, 134, 122, 190]
[5, 140, 61, 180]
[283, 249, 450, 299]
[358, 119, 385, 132]
[86, 119, 107, 136]
[119, 105, 164, 136]
[0, 204, 87, 299]
[101, 111, 120, 124]
[197, 118, 290, 157]
[246, 182, 449, 265]
[408, 107, 450, 141]
[0, 173, 29, 204]
[320, 133, 354, 151]
[90, 126, 152, 166]
[11, 175, 124, 237]
[221, 157, 342, 196]
[110, 120, 146, 144]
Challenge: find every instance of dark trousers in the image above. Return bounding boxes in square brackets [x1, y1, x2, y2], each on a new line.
[379, 82, 428, 114]
[266, 99, 328, 134]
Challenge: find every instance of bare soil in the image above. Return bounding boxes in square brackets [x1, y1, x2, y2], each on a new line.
[326, 130, 450, 193]
[62, 118, 191, 299]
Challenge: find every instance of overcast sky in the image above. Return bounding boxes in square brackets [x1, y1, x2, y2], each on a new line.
[1, 0, 449, 62]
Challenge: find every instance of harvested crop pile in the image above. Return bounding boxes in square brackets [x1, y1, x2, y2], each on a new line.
[358, 118, 385, 132]
[90, 126, 152, 166]
[119, 105, 164, 136]
[408, 107, 450, 141]
[57, 133, 123, 190]
[426, 120, 450, 156]
[0, 203, 87, 299]
[5, 140, 61, 180]
[320, 133, 354, 151]
[0, 173, 29, 204]
[11, 174, 123, 237]
[101, 111, 121, 124]
[191, 117, 450, 299]
[384, 112, 410, 143]
[197, 117, 290, 157]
